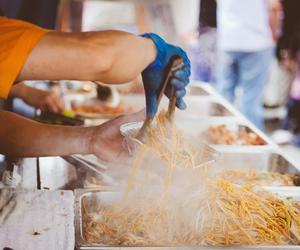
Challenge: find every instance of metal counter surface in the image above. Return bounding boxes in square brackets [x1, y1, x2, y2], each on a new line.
[13, 82, 300, 250]
[0, 190, 74, 250]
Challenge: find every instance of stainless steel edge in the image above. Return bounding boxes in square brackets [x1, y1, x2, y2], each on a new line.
[75, 188, 300, 249]
[214, 149, 299, 174]
[175, 117, 274, 150]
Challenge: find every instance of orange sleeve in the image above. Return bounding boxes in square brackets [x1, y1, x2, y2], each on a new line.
[0, 17, 51, 98]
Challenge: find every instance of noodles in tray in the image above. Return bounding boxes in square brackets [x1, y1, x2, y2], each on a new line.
[83, 179, 300, 246]
[83, 111, 300, 246]
[218, 169, 297, 186]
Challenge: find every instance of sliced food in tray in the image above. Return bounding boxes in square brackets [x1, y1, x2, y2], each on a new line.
[71, 100, 132, 118]
[206, 124, 266, 146]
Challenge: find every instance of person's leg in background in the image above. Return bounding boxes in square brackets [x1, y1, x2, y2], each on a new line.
[216, 50, 238, 103]
[238, 48, 274, 130]
[290, 99, 300, 146]
[282, 97, 295, 130]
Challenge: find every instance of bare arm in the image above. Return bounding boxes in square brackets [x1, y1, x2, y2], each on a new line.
[17, 30, 156, 84]
[269, 0, 281, 42]
[0, 110, 90, 157]
[0, 110, 144, 161]
[8, 84, 64, 113]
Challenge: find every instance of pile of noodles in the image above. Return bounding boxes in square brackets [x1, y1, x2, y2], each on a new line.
[83, 111, 300, 246]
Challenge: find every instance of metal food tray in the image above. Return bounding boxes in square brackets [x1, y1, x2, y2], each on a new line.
[39, 156, 114, 190]
[120, 95, 232, 119]
[117, 94, 231, 117]
[120, 96, 232, 119]
[71, 94, 146, 120]
[187, 85, 211, 96]
[75, 188, 300, 250]
[215, 149, 300, 175]
[175, 117, 272, 150]
[72, 92, 232, 121]
[176, 97, 234, 118]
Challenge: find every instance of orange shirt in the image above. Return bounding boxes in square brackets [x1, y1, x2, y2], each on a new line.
[0, 17, 50, 98]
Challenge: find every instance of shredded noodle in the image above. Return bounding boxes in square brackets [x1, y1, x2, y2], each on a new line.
[83, 111, 300, 246]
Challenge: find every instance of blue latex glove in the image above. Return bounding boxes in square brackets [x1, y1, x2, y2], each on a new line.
[141, 33, 191, 117]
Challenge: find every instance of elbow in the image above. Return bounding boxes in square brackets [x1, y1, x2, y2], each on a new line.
[92, 49, 115, 78]
[91, 47, 139, 84]
[74, 33, 115, 80]
[85, 47, 115, 81]
[75, 31, 142, 83]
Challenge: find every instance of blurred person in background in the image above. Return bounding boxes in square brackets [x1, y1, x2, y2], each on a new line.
[194, 0, 217, 82]
[272, 0, 300, 146]
[9, 83, 65, 114]
[216, 0, 281, 129]
[0, 0, 64, 115]
[288, 66, 300, 147]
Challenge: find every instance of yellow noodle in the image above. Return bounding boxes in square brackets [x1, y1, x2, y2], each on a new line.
[83, 111, 300, 246]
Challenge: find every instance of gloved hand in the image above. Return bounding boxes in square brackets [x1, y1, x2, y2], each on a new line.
[141, 33, 191, 117]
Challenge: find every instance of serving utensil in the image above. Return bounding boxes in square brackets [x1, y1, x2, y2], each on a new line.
[136, 56, 184, 142]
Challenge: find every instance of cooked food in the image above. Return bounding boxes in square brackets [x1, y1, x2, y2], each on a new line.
[83, 179, 300, 246]
[218, 169, 297, 186]
[82, 112, 300, 246]
[207, 124, 265, 145]
[72, 102, 129, 117]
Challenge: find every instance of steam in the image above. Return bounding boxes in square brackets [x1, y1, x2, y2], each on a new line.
[83, 115, 300, 246]
[83, 118, 220, 245]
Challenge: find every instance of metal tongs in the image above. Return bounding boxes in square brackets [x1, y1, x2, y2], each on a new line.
[137, 56, 184, 142]
[63, 154, 107, 175]
[120, 56, 219, 167]
[61, 155, 118, 185]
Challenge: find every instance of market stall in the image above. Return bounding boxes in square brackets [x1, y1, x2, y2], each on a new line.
[2, 82, 299, 250]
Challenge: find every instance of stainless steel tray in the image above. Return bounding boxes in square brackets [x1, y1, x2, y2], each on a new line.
[175, 118, 272, 150]
[214, 150, 300, 175]
[71, 95, 145, 119]
[117, 95, 233, 119]
[39, 156, 113, 190]
[177, 97, 234, 118]
[187, 85, 211, 96]
[73, 92, 232, 120]
[75, 188, 300, 250]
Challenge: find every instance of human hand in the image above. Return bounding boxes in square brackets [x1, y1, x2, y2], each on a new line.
[10, 84, 65, 113]
[279, 50, 298, 75]
[87, 110, 145, 163]
[25, 87, 65, 114]
[141, 33, 191, 117]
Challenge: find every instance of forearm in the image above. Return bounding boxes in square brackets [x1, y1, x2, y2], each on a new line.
[269, 0, 281, 42]
[18, 30, 156, 84]
[0, 110, 91, 157]
[8, 83, 27, 99]
[8, 83, 36, 102]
